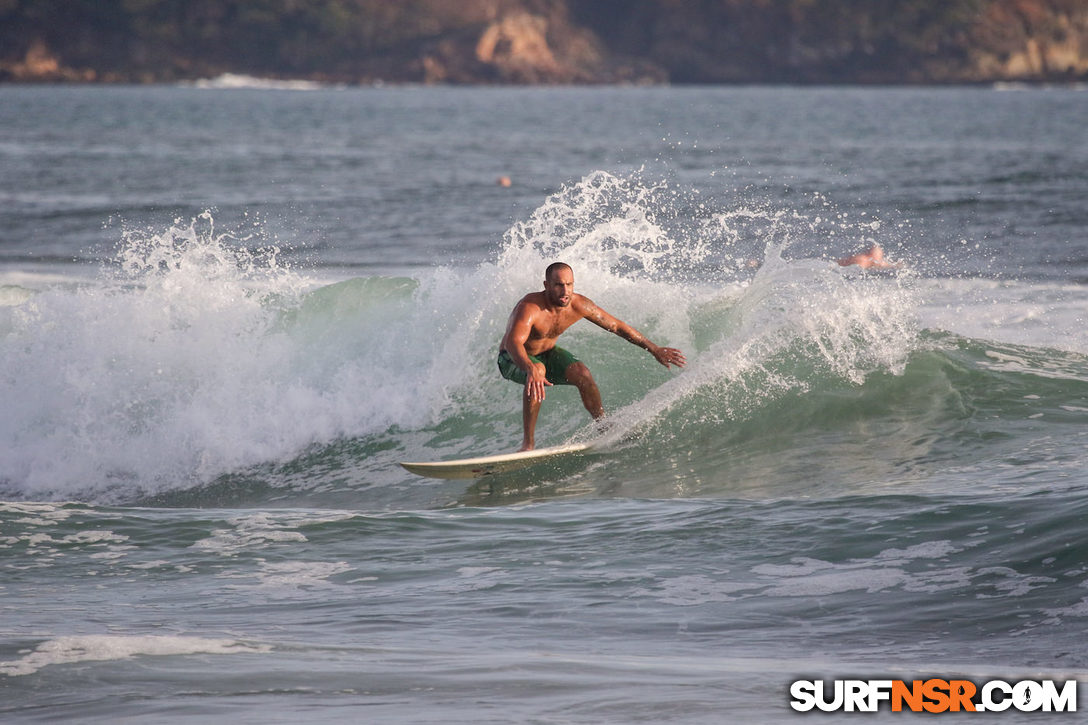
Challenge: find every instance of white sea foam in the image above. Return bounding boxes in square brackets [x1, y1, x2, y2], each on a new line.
[0, 502, 74, 525]
[875, 540, 960, 561]
[1044, 595, 1088, 621]
[191, 513, 309, 556]
[216, 560, 353, 600]
[633, 536, 1055, 606]
[764, 566, 914, 596]
[4, 528, 129, 558]
[916, 278, 1088, 354]
[0, 635, 270, 676]
[189, 511, 358, 556]
[634, 574, 758, 606]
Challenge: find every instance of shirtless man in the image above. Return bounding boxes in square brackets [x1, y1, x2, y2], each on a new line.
[497, 262, 686, 450]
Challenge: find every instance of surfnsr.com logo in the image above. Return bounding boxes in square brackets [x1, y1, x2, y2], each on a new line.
[790, 679, 1078, 713]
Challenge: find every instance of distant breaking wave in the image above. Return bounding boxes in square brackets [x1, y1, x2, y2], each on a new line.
[188, 73, 332, 91]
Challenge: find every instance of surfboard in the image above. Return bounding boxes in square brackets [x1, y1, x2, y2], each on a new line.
[400, 442, 590, 480]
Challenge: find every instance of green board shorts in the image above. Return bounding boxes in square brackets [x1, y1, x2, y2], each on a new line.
[497, 347, 580, 386]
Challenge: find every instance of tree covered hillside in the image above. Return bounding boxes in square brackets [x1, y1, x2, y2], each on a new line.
[2, 0, 1086, 84]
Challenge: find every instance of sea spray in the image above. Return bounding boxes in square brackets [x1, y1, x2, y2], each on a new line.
[1, 216, 297, 497]
[588, 252, 919, 452]
[497, 170, 688, 281]
[0, 214, 434, 500]
[503, 173, 924, 450]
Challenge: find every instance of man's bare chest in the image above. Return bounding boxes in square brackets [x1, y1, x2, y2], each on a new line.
[529, 309, 579, 340]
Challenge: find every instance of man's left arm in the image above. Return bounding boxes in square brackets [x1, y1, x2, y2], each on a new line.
[579, 297, 686, 370]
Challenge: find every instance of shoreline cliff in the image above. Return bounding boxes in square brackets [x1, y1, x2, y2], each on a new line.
[2, 0, 1087, 86]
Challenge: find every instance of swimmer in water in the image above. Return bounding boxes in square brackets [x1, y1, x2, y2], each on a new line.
[837, 244, 901, 269]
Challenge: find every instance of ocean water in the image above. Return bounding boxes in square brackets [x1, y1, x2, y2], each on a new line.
[1, 84, 1087, 722]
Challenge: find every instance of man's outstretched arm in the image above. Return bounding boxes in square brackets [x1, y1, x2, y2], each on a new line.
[578, 298, 687, 369]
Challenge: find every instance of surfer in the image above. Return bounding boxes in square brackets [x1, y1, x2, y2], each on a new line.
[837, 243, 900, 269]
[498, 262, 686, 451]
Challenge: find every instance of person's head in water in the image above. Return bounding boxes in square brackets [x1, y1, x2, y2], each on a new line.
[837, 244, 899, 269]
[543, 262, 574, 308]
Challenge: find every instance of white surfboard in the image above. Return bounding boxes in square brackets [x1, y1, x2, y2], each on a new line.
[400, 442, 590, 480]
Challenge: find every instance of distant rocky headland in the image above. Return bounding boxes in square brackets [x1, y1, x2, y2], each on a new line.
[2, 0, 1086, 85]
